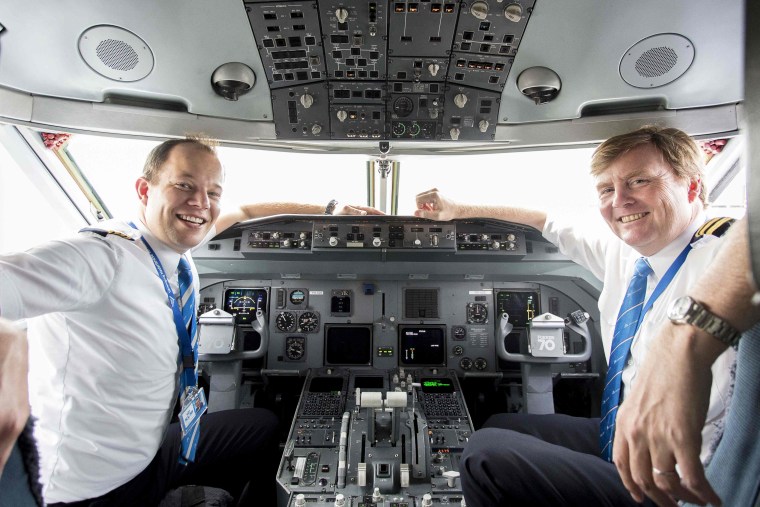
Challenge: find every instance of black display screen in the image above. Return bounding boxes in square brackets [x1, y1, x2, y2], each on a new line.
[354, 376, 384, 389]
[324, 325, 372, 365]
[420, 378, 454, 393]
[496, 291, 539, 328]
[398, 325, 446, 366]
[309, 376, 344, 393]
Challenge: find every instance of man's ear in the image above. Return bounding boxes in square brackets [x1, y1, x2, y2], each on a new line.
[136, 177, 150, 205]
[688, 178, 701, 202]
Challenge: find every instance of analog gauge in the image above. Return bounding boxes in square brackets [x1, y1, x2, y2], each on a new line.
[452, 345, 464, 356]
[452, 325, 467, 340]
[466, 303, 488, 324]
[392, 122, 406, 137]
[289, 289, 306, 305]
[285, 336, 306, 360]
[474, 357, 488, 370]
[409, 122, 421, 137]
[276, 311, 296, 332]
[392, 96, 414, 117]
[459, 357, 473, 370]
[298, 311, 319, 333]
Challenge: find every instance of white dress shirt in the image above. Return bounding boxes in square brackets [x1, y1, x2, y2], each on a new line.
[543, 211, 736, 461]
[0, 218, 200, 503]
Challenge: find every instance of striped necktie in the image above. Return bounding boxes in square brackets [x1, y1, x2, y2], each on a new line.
[599, 257, 652, 461]
[177, 256, 199, 463]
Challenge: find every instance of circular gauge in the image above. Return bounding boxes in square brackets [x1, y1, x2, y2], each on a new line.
[231, 296, 255, 311]
[392, 122, 406, 136]
[298, 311, 319, 333]
[452, 325, 467, 340]
[409, 122, 421, 137]
[474, 357, 488, 370]
[393, 96, 414, 117]
[466, 303, 488, 324]
[285, 336, 306, 360]
[290, 289, 306, 305]
[459, 357, 473, 370]
[276, 311, 296, 332]
[452, 345, 464, 356]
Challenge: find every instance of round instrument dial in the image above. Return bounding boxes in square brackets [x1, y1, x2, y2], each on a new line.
[452, 325, 467, 340]
[290, 289, 306, 305]
[285, 336, 306, 360]
[298, 311, 319, 333]
[276, 311, 296, 332]
[466, 303, 488, 324]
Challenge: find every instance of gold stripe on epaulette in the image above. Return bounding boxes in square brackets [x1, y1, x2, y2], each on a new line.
[107, 230, 136, 241]
[694, 217, 734, 239]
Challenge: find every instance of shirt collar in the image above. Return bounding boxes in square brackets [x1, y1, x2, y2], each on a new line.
[132, 219, 184, 275]
[645, 210, 706, 280]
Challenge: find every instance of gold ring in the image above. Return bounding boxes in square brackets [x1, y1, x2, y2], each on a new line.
[652, 467, 679, 477]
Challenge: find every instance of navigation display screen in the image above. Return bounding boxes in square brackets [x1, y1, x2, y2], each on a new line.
[496, 291, 539, 328]
[398, 325, 446, 366]
[325, 324, 372, 365]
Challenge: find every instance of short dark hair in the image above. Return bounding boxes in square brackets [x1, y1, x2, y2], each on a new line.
[142, 135, 219, 183]
[590, 125, 707, 207]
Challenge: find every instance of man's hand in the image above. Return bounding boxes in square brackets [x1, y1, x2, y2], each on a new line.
[414, 188, 460, 220]
[334, 204, 384, 216]
[0, 318, 29, 476]
[613, 322, 725, 507]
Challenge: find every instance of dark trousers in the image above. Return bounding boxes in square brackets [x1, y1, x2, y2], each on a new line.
[460, 413, 654, 507]
[51, 408, 279, 507]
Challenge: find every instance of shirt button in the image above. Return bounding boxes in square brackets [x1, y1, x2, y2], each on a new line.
[627, 359, 634, 366]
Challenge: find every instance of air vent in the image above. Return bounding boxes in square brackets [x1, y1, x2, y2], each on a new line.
[78, 25, 154, 81]
[404, 288, 439, 319]
[619, 33, 694, 88]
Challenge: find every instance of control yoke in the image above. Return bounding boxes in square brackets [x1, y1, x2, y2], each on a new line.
[197, 308, 270, 412]
[496, 311, 592, 414]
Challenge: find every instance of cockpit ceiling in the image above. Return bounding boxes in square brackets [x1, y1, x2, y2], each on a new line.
[0, 0, 744, 153]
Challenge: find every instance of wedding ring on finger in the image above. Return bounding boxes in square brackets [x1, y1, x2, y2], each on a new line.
[652, 467, 680, 478]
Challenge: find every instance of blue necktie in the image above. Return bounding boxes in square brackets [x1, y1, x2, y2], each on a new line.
[599, 257, 652, 461]
[177, 256, 199, 463]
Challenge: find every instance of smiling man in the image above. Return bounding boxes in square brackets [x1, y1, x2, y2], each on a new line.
[415, 125, 736, 506]
[0, 136, 380, 506]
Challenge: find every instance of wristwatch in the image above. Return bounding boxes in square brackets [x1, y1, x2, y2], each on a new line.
[667, 295, 742, 347]
[324, 199, 338, 215]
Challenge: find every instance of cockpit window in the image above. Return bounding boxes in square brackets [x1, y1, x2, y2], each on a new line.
[63, 133, 745, 221]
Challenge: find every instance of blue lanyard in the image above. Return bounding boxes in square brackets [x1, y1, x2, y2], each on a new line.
[128, 223, 195, 385]
[634, 243, 692, 332]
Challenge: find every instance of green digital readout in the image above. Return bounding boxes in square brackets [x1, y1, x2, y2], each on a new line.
[420, 378, 454, 393]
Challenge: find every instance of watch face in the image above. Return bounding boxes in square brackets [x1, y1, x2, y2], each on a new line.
[668, 296, 693, 320]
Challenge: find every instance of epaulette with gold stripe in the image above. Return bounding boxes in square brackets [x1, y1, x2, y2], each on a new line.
[79, 227, 136, 241]
[692, 217, 734, 242]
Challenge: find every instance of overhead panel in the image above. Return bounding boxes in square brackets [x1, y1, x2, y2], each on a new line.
[244, 0, 535, 141]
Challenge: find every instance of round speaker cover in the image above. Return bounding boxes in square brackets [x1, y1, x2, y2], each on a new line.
[620, 33, 694, 88]
[78, 25, 154, 82]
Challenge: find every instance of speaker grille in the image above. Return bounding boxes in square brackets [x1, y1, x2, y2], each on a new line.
[96, 39, 139, 71]
[78, 25, 154, 81]
[404, 288, 439, 319]
[635, 46, 678, 78]
[619, 33, 694, 89]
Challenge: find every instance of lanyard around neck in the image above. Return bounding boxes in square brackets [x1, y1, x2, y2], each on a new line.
[634, 243, 692, 332]
[128, 222, 195, 375]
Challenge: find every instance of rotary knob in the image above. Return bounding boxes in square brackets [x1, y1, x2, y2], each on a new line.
[335, 8, 349, 23]
[450, 127, 461, 141]
[328, 236, 339, 247]
[300, 94, 314, 108]
[337, 110, 347, 122]
[283, 239, 291, 247]
[372, 237, 382, 247]
[504, 3, 523, 22]
[471, 1, 489, 19]
[414, 238, 422, 246]
[491, 240, 500, 250]
[428, 63, 441, 77]
[294, 494, 306, 507]
[479, 119, 490, 132]
[506, 233, 516, 241]
[300, 232, 307, 240]
[422, 493, 433, 507]
[454, 93, 468, 108]
[272, 232, 281, 240]
[311, 124, 322, 135]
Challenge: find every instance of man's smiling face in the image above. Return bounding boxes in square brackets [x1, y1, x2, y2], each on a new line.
[595, 143, 701, 256]
[137, 143, 223, 253]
